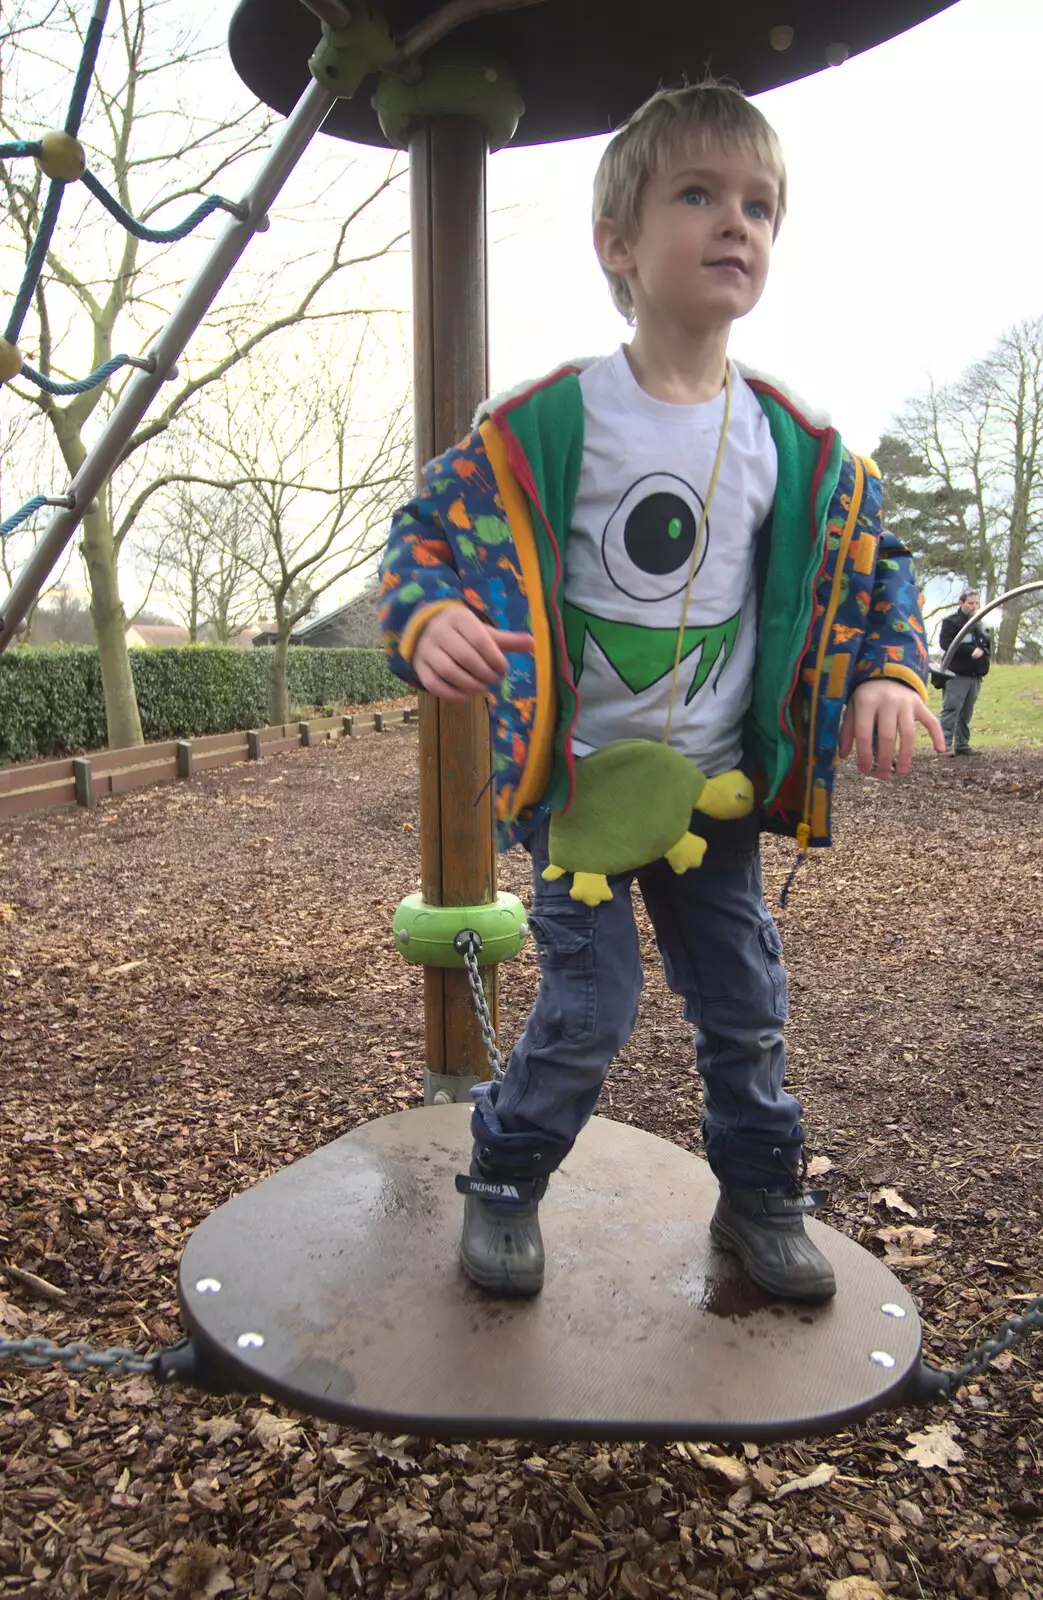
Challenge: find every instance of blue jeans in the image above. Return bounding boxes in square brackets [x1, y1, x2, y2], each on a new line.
[471, 813, 804, 1191]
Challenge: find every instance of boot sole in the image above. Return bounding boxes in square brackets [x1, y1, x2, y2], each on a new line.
[709, 1215, 836, 1304]
[459, 1245, 544, 1297]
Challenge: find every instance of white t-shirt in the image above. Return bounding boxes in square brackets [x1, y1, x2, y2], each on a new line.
[564, 348, 778, 776]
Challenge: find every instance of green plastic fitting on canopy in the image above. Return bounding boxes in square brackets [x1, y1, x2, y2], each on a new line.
[308, 4, 395, 98]
[393, 891, 528, 968]
[375, 43, 524, 151]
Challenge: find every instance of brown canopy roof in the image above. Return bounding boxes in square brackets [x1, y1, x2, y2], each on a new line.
[230, 0, 957, 148]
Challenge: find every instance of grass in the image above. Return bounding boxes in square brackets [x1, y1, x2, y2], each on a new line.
[926, 662, 1043, 747]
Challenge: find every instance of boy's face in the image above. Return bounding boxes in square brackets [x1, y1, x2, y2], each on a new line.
[602, 139, 779, 333]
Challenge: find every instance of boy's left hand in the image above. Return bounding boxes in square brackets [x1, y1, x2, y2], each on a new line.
[839, 680, 945, 780]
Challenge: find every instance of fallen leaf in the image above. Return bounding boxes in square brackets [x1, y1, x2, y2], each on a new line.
[772, 1462, 836, 1499]
[826, 1581, 887, 1600]
[249, 1412, 302, 1454]
[807, 1154, 834, 1175]
[195, 1417, 242, 1445]
[807, 1531, 831, 1558]
[873, 1225, 937, 1253]
[681, 1443, 750, 1487]
[371, 1434, 418, 1470]
[903, 1422, 965, 1470]
[872, 1186, 918, 1217]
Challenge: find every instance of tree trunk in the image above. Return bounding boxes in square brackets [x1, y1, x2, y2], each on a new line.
[267, 628, 291, 725]
[49, 413, 143, 749]
[81, 505, 144, 749]
[998, 513, 1029, 662]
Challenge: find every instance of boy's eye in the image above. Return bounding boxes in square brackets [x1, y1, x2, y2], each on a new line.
[680, 186, 709, 206]
[746, 199, 773, 221]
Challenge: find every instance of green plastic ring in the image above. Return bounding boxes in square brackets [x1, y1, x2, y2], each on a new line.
[393, 892, 528, 968]
[374, 44, 524, 151]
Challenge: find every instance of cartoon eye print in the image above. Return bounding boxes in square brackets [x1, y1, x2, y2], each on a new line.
[601, 473, 709, 602]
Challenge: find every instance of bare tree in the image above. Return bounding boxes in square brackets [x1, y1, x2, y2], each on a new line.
[880, 317, 1043, 659]
[0, 0, 407, 745]
[137, 477, 264, 643]
[182, 333, 410, 722]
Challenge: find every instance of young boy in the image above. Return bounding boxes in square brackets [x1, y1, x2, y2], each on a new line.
[379, 82, 943, 1304]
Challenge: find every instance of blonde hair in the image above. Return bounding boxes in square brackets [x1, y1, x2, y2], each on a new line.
[593, 80, 787, 322]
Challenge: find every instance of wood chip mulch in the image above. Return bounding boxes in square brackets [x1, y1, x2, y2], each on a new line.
[1, 730, 1040, 1599]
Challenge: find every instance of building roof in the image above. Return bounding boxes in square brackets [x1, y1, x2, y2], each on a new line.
[291, 583, 380, 640]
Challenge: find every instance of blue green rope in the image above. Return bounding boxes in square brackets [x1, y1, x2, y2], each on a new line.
[5, 184, 64, 345]
[0, 140, 42, 161]
[0, 495, 49, 539]
[3, 3, 107, 345]
[80, 171, 246, 242]
[20, 353, 149, 396]
[64, 5, 107, 135]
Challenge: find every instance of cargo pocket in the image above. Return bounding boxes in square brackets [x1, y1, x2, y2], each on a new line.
[527, 908, 597, 1042]
[758, 916, 789, 1021]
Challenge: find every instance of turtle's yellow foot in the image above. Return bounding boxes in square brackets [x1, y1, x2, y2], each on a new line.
[570, 871, 613, 906]
[541, 864, 566, 882]
[665, 831, 708, 874]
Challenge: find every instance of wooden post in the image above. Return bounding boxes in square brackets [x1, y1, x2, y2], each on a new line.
[374, 711, 384, 733]
[342, 714, 354, 738]
[247, 729, 262, 761]
[176, 740, 193, 779]
[410, 117, 497, 1104]
[299, 720, 312, 747]
[73, 757, 93, 808]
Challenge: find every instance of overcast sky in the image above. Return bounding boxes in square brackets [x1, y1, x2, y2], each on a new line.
[483, 0, 1041, 457]
[16, 0, 1039, 623]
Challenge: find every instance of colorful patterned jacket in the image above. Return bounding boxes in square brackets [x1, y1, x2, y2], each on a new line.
[379, 362, 929, 853]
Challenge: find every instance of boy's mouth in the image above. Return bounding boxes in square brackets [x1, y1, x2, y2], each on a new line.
[706, 256, 748, 274]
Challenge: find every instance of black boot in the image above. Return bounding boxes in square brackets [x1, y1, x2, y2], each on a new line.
[456, 1161, 549, 1297]
[710, 1184, 836, 1303]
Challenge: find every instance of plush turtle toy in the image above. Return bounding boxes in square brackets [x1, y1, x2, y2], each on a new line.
[543, 739, 755, 906]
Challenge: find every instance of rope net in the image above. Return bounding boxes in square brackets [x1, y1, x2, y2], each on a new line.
[0, 0, 244, 539]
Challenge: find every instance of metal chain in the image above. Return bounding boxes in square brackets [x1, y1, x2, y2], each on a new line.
[939, 1294, 1043, 1387]
[459, 935, 504, 1080]
[0, 1335, 157, 1376]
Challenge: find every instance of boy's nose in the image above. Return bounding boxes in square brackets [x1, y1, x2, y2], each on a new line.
[718, 202, 749, 238]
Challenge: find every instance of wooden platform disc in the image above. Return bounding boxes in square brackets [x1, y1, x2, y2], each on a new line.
[179, 1105, 921, 1442]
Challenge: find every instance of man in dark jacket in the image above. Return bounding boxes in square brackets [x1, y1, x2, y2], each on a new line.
[938, 588, 990, 754]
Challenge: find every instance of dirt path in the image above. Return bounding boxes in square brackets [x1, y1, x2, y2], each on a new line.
[1, 732, 1040, 1598]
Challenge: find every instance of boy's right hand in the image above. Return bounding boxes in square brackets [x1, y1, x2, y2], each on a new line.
[412, 603, 534, 702]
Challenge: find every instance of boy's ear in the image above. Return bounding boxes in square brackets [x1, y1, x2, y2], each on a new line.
[594, 214, 635, 281]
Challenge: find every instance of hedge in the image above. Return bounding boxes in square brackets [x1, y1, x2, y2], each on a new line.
[0, 645, 403, 764]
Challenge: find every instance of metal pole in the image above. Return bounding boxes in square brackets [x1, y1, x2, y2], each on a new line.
[409, 116, 497, 1106]
[938, 581, 1043, 673]
[0, 76, 336, 653]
